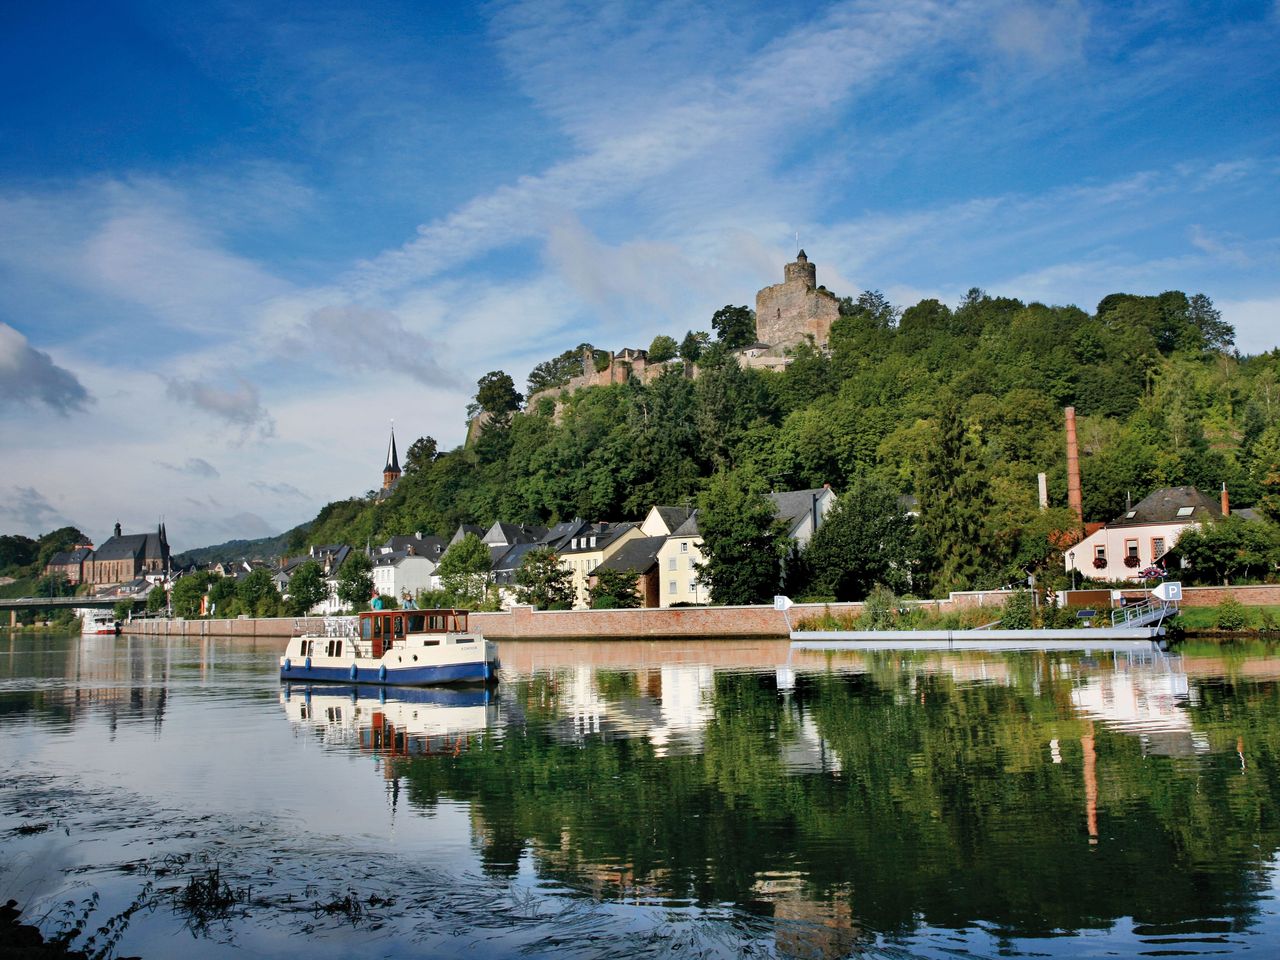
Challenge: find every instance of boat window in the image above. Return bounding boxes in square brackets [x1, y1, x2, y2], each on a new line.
[454, 637, 473, 644]
[394, 616, 404, 638]
[361, 619, 372, 640]
[408, 614, 426, 633]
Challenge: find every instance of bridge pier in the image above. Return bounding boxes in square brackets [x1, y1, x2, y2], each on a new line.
[8, 610, 14, 629]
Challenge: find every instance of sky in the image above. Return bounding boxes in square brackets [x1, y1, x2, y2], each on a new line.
[1, 0, 1278, 553]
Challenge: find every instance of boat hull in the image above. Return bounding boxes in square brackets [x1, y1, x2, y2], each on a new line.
[279, 657, 495, 687]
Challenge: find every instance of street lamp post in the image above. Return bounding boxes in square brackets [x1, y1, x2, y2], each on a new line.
[1068, 551, 1076, 591]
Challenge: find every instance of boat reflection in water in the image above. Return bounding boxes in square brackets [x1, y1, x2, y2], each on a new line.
[280, 683, 498, 757]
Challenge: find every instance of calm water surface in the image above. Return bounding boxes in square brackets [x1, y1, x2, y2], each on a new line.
[2, 630, 1280, 958]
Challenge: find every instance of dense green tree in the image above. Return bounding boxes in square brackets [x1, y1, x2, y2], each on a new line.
[208, 575, 237, 614]
[404, 436, 438, 473]
[470, 370, 522, 420]
[237, 567, 279, 616]
[35, 526, 90, 570]
[696, 469, 788, 605]
[336, 551, 375, 608]
[589, 567, 641, 608]
[171, 571, 214, 618]
[146, 583, 167, 613]
[514, 548, 575, 609]
[437, 533, 492, 608]
[797, 477, 917, 600]
[647, 335, 678, 363]
[287, 560, 327, 615]
[711, 305, 757, 348]
[916, 394, 993, 596]
[679, 330, 709, 363]
[1173, 516, 1280, 585]
[0, 534, 37, 573]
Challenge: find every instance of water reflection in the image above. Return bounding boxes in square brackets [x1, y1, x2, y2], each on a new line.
[2, 631, 1279, 958]
[280, 683, 498, 757]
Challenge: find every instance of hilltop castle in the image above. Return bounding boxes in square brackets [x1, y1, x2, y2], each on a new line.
[754, 249, 840, 351]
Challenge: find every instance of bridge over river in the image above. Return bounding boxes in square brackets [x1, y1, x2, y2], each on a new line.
[0, 594, 142, 627]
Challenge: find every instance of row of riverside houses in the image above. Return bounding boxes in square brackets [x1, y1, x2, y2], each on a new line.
[261, 486, 838, 615]
[361, 487, 837, 612]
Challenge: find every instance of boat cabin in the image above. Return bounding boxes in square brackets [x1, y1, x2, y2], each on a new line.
[360, 608, 472, 658]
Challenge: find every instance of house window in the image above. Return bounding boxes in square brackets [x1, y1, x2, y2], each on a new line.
[1125, 539, 1139, 559]
[680, 542, 688, 553]
[1152, 537, 1166, 558]
[1094, 546, 1106, 561]
[668, 557, 677, 571]
[669, 581, 677, 594]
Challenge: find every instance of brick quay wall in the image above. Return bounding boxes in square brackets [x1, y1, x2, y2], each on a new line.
[118, 584, 1275, 642]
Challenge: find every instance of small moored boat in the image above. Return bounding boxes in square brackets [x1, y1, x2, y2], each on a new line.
[280, 608, 497, 686]
[78, 608, 120, 636]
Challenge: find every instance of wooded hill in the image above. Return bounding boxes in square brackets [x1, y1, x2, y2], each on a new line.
[293, 287, 1280, 596]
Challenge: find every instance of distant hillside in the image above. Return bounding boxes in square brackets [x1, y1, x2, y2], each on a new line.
[174, 523, 309, 568]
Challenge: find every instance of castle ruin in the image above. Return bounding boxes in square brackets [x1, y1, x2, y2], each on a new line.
[754, 250, 839, 350]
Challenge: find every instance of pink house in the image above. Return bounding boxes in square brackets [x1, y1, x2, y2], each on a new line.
[1065, 486, 1225, 580]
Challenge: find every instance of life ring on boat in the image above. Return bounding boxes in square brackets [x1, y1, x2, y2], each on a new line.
[349, 663, 358, 680]
[378, 664, 387, 681]
[304, 656, 311, 671]
[283, 658, 291, 672]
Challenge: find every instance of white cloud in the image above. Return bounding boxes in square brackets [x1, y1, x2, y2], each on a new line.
[991, 1, 1089, 69]
[0, 322, 92, 415]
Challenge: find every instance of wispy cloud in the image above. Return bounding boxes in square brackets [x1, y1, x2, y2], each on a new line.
[156, 457, 221, 479]
[163, 374, 275, 439]
[0, 322, 91, 414]
[250, 480, 307, 499]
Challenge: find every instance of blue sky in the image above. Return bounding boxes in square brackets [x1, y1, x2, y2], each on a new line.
[1, 0, 1278, 551]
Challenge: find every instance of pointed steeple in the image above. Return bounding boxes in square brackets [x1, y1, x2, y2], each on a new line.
[382, 424, 401, 491]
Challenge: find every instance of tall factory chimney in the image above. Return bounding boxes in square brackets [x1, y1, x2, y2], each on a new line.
[1221, 482, 1230, 517]
[1038, 472, 1049, 510]
[1065, 407, 1083, 525]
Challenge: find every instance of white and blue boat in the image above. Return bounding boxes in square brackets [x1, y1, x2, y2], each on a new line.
[280, 608, 498, 686]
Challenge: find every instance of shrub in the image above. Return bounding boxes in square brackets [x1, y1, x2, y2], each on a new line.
[862, 585, 900, 629]
[1001, 590, 1035, 629]
[1215, 593, 1250, 631]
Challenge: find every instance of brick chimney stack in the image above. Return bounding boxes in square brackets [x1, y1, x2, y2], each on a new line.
[1222, 482, 1230, 517]
[1064, 407, 1083, 525]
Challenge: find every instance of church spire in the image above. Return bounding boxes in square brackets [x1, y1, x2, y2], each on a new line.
[382, 423, 401, 490]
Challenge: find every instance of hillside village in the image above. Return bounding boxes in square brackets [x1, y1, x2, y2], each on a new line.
[7, 250, 1280, 621]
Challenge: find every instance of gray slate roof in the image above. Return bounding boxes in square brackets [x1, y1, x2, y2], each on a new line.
[92, 531, 166, 562]
[559, 522, 636, 556]
[1110, 486, 1223, 526]
[595, 536, 666, 574]
[670, 512, 700, 537]
[768, 488, 831, 532]
[650, 506, 694, 534]
[382, 533, 446, 558]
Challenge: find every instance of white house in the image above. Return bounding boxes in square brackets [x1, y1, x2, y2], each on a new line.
[1065, 486, 1225, 581]
[372, 552, 438, 604]
[655, 512, 707, 607]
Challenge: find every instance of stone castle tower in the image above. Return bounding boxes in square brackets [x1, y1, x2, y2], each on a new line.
[755, 250, 840, 350]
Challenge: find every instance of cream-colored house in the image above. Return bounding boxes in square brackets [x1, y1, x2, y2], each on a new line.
[656, 512, 707, 607]
[558, 522, 645, 609]
[1065, 486, 1227, 581]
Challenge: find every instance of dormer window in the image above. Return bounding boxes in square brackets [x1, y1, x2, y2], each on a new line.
[1176, 506, 1195, 518]
[1125, 511, 1136, 519]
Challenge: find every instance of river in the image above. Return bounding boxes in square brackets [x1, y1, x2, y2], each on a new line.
[2, 629, 1279, 958]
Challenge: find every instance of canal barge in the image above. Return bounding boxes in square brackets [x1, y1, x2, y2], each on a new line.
[280, 608, 497, 686]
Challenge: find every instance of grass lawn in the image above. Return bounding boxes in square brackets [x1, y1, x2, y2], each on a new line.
[1174, 604, 1280, 631]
